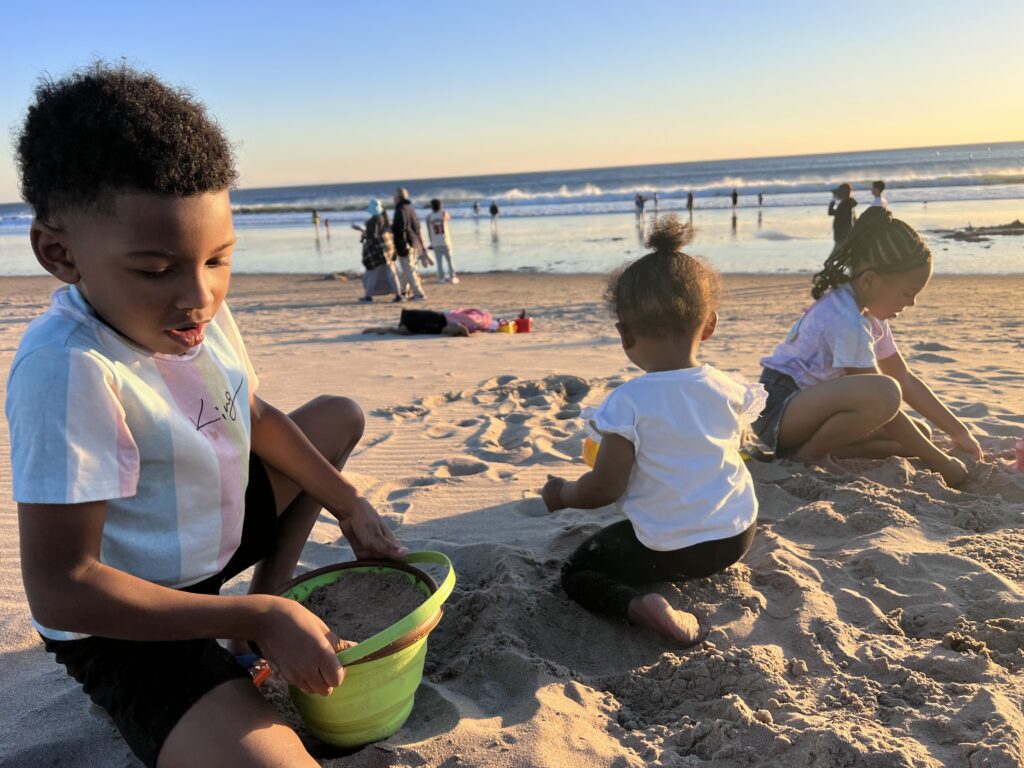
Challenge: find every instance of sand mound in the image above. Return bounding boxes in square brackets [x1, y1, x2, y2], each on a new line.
[301, 374, 1024, 768]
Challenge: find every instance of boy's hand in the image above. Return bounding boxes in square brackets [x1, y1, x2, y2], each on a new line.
[950, 427, 984, 461]
[256, 597, 347, 696]
[542, 475, 568, 512]
[337, 497, 408, 560]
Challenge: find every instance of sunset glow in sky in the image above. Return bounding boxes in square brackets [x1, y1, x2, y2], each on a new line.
[1, 0, 1022, 203]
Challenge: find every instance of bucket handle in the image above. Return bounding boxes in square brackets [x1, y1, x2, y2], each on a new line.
[336, 551, 456, 666]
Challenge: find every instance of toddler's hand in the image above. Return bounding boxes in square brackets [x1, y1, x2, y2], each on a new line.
[542, 475, 567, 513]
[256, 596, 345, 696]
[950, 429, 984, 462]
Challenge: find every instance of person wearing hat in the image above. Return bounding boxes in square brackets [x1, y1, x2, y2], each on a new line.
[355, 199, 403, 303]
[828, 183, 858, 243]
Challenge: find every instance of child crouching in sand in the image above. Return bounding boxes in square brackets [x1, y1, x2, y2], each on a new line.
[7, 64, 405, 768]
[753, 206, 982, 486]
[542, 216, 765, 645]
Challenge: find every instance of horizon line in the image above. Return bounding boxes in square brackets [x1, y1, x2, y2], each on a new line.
[2, 138, 1021, 206]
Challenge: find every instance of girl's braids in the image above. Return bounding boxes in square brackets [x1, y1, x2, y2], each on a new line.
[811, 206, 932, 299]
[605, 215, 721, 338]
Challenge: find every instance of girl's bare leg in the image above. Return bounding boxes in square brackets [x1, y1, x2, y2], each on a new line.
[250, 395, 365, 596]
[779, 376, 965, 485]
[778, 375, 902, 460]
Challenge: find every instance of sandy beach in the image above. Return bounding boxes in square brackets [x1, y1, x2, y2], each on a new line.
[1, 271, 1022, 767]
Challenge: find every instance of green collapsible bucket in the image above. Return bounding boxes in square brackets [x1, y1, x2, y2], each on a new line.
[276, 551, 455, 747]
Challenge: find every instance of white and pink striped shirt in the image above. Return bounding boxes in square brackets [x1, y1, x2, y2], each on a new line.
[6, 285, 258, 640]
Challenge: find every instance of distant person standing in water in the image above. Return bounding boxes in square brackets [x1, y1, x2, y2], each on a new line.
[686, 191, 694, 213]
[473, 201, 480, 216]
[731, 189, 738, 208]
[489, 200, 500, 240]
[828, 183, 858, 243]
[758, 192, 763, 207]
[870, 181, 888, 208]
[634, 192, 647, 217]
[311, 209, 320, 230]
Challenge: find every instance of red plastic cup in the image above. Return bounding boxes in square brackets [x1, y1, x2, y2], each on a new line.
[514, 316, 532, 333]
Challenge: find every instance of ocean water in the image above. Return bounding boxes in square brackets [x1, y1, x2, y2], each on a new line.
[1, 142, 1022, 276]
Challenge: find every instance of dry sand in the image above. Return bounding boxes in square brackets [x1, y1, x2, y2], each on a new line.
[1, 272, 1022, 767]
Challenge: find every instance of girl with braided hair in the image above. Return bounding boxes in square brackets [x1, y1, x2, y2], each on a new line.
[753, 206, 982, 487]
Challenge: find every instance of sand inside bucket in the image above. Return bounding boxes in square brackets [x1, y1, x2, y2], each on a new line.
[304, 570, 427, 643]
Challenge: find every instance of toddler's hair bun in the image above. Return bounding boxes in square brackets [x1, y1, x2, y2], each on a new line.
[645, 214, 694, 254]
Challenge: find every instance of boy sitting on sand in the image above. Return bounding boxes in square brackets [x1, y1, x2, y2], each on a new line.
[6, 63, 405, 767]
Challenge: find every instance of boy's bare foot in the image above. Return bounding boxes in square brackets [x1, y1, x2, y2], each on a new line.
[627, 593, 701, 646]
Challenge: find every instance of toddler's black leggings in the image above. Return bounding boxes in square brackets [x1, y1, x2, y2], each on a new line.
[561, 520, 756, 621]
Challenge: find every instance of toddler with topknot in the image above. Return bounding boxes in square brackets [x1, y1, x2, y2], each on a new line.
[543, 215, 765, 645]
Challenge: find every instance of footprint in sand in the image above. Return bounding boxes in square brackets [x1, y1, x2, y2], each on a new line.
[913, 352, 956, 364]
[432, 456, 490, 478]
[912, 342, 954, 352]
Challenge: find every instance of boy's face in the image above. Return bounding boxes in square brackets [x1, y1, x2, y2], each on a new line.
[37, 191, 235, 355]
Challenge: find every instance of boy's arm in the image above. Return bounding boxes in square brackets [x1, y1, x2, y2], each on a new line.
[542, 433, 635, 512]
[19, 501, 344, 695]
[249, 395, 406, 559]
[877, 351, 983, 459]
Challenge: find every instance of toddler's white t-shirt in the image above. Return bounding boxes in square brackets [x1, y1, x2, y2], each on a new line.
[759, 283, 897, 389]
[584, 365, 765, 551]
[6, 285, 258, 640]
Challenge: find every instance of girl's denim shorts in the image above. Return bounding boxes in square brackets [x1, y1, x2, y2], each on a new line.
[751, 368, 801, 453]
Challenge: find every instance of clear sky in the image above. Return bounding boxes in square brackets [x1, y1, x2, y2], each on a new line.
[2, 0, 1022, 203]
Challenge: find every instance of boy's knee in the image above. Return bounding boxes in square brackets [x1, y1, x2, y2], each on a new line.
[312, 395, 365, 439]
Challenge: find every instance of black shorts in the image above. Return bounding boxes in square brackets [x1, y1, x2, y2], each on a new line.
[41, 454, 278, 768]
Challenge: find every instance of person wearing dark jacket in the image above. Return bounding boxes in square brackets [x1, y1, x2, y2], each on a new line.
[391, 187, 427, 299]
[828, 183, 858, 243]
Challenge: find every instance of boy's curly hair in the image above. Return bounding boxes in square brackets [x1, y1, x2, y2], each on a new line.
[811, 206, 931, 299]
[16, 62, 237, 221]
[605, 214, 721, 338]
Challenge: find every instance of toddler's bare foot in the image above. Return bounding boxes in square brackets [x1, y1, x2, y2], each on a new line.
[628, 593, 701, 646]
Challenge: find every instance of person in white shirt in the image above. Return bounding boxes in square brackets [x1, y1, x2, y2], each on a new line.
[870, 180, 889, 207]
[755, 207, 981, 487]
[426, 198, 459, 284]
[542, 215, 765, 646]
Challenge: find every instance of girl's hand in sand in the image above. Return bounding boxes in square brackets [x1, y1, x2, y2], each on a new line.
[336, 497, 409, 560]
[256, 597, 345, 696]
[950, 427, 984, 462]
[542, 475, 568, 512]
